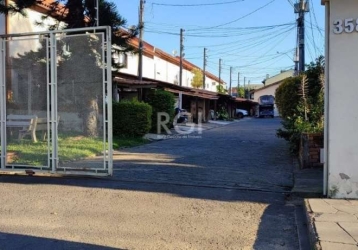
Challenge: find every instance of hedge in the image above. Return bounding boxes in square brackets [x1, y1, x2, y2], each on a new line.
[145, 89, 175, 132]
[275, 76, 301, 120]
[113, 100, 152, 137]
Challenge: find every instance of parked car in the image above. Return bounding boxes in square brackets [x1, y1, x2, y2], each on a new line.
[236, 109, 248, 119]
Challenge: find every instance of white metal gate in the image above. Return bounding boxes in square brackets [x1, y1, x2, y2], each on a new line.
[0, 27, 113, 176]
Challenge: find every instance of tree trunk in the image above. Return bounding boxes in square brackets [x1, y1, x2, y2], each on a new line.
[83, 98, 99, 137]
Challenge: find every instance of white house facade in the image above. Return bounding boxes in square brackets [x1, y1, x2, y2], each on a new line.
[322, 0, 358, 199]
[1, 2, 225, 94]
[116, 39, 225, 93]
[252, 70, 294, 117]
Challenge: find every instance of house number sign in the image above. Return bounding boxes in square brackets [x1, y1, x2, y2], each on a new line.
[333, 18, 358, 34]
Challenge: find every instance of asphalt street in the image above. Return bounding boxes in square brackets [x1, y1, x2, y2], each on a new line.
[0, 118, 308, 249]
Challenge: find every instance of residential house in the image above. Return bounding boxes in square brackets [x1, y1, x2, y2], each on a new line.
[1, 2, 256, 123]
[252, 69, 295, 117]
[115, 37, 226, 93]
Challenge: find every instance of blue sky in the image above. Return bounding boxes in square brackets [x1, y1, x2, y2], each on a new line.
[116, 0, 325, 86]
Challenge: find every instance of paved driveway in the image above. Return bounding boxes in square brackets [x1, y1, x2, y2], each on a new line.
[114, 118, 294, 192]
[0, 118, 305, 249]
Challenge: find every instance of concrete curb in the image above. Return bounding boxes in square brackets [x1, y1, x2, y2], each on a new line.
[304, 199, 322, 250]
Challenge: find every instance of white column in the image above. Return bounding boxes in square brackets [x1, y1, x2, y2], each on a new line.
[326, 0, 358, 199]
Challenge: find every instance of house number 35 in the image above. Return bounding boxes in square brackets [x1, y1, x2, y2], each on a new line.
[333, 18, 358, 34]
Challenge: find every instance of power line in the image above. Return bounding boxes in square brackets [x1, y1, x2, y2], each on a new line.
[146, 21, 294, 32]
[198, 26, 295, 58]
[310, 0, 324, 38]
[184, 24, 295, 55]
[187, 0, 276, 31]
[286, 0, 294, 7]
[308, 0, 318, 58]
[150, 0, 244, 7]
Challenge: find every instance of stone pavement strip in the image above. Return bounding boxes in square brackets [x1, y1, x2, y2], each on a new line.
[305, 198, 358, 249]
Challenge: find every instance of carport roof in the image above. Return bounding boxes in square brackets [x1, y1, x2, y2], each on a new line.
[165, 88, 219, 100]
[114, 75, 192, 92]
[114, 77, 157, 88]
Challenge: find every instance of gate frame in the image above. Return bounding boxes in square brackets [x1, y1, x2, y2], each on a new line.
[0, 26, 113, 176]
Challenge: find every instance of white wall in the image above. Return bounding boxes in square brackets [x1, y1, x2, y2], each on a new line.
[118, 51, 222, 92]
[264, 70, 294, 86]
[253, 84, 280, 117]
[7, 7, 58, 57]
[325, 0, 358, 198]
[119, 52, 138, 76]
[143, 55, 155, 79]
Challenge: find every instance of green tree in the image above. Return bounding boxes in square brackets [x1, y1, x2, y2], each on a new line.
[41, 0, 137, 136]
[276, 56, 325, 154]
[216, 84, 228, 94]
[191, 68, 203, 89]
[57, 35, 103, 137]
[0, 0, 39, 15]
[43, 0, 137, 51]
[237, 86, 245, 98]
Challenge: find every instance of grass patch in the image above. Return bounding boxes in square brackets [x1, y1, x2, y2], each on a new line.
[113, 136, 149, 149]
[6, 134, 149, 166]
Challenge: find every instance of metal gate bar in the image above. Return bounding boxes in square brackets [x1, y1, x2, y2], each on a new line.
[0, 26, 113, 176]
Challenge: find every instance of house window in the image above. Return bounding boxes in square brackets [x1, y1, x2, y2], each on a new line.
[113, 51, 128, 68]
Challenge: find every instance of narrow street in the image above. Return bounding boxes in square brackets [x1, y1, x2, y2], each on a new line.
[0, 118, 308, 249]
[114, 118, 294, 193]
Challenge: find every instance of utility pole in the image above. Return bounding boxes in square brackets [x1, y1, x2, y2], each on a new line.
[294, 47, 299, 76]
[179, 28, 184, 87]
[178, 28, 184, 109]
[295, 0, 309, 73]
[237, 72, 240, 97]
[203, 48, 207, 89]
[219, 58, 222, 85]
[244, 77, 246, 99]
[229, 67, 232, 96]
[138, 0, 145, 82]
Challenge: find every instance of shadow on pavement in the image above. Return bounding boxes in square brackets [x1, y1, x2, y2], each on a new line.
[0, 232, 123, 250]
[0, 119, 305, 249]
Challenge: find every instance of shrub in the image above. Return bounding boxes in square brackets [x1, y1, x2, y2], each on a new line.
[275, 76, 301, 120]
[275, 57, 325, 154]
[113, 100, 152, 137]
[145, 89, 175, 132]
[217, 107, 229, 120]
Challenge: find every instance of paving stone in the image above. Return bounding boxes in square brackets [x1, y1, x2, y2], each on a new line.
[113, 118, 294, 193]
[314, 212, 358, 223]
[349, 200, 358, 206]
[334, 205, 358, 215]
[315, 222, 356, 244]
[325, 199, 352, 207]
[309, 199, 338, 214]
[339, 222, 358, 242]
[320, 242, 358, 250]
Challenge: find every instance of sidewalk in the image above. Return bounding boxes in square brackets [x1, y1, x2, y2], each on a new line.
[305, 198, 358, 249]
[292, 161, 323, 198]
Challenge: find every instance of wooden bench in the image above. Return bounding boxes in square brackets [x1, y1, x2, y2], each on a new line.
[7, 115, 39, 142]
[6, 115, 60, 142]
[34, 117, 49, 141]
